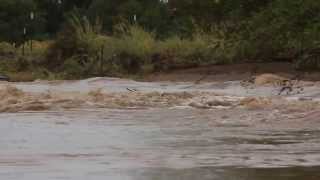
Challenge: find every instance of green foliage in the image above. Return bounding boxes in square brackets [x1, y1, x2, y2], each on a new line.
[117, 24, 156, 60]
[0, 0, 46, 43]
[240, 0, 320, 62]
[3, 0, 320, 79]
[295, 48, 320, 70]
[0, 42, 16, 56]
[153, 27, 238, 70]
[48, 14, 236, 78]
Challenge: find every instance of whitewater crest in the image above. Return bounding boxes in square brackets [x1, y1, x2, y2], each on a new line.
[0, 84, 198, 112]
[0, 86, 318, 112]
[0, 76, 319, 113]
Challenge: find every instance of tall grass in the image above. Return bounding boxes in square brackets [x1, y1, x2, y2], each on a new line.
[0, 42, 16, 56]
[49, 15, 238, 78]
[117, 24, 156, 61]
[1, 14, 239, 80]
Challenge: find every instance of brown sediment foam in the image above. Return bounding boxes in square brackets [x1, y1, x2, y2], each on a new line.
[0, 84, 318, 113]
[239, 97, 272, 110]
[254, 74, 287, 86]
[254, 73, 316, 87]
[87, 90, 195, 108]
[0, 85, 197, 112]
[282, 100, 320, 112]
[0, 85, 50, 112]
[0, 85, 24, 98]
[239, 96, 320, 111]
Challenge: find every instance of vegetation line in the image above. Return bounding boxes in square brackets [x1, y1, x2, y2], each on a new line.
[1, 0, 320, 81]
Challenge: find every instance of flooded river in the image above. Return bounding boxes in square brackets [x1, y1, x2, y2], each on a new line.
[1, 76, 320, 179]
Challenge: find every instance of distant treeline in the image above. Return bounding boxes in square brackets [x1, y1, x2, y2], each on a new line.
[0, 0, 272, 42]
[1, 0, 320, 80]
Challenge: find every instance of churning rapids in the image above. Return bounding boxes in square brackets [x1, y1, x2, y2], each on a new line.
[1, 75, 320, 179]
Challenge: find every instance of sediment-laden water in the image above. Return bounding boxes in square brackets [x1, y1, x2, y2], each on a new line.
[1, 76, 320, 179]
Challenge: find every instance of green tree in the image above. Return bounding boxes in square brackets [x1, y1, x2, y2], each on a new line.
[0, 0, 46, 43]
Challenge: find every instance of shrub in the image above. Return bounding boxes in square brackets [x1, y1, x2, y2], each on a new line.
[0, 42, 16, 57]
[294, 48, 320, 70]
[153, 27, 236, 70]
[45, 15, 245, 78]
[112, 24, 157, 73]
[238, 0, 320, 64]
[45, 12, 108, 73]
[116, 24, 156, 60]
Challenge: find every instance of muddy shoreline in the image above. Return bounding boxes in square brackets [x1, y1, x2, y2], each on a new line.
[143, 62, 320, 82]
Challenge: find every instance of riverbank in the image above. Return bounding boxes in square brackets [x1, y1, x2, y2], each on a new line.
[142, 62, 320, 82]
[3, 60, 320, 82]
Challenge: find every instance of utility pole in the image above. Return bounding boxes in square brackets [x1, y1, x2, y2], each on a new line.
[22, 27, 27, 56]
[133, 14, 137, 23]
[100, 45, 104, 76]
[30, 11, 35, 52]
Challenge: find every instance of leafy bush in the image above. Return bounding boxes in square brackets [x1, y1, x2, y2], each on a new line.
[154, 27, 237, 70]
[238, 0, 320, 63]
[111, 24, 157, 73]
[294, 48, 320, 70]
[45, 12, 107, 71]
[117, 25, 156, 61]
[45, 14, 237, 78]
[0, 42, 16, 57]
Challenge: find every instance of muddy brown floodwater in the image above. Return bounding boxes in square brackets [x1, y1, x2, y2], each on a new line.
[1, 76, 320, 179]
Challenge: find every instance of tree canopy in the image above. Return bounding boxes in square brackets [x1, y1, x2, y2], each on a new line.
[1, 0, 320, 52]
[0, 0, 271, 41]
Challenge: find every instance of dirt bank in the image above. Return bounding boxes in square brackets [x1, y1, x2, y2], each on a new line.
[143, 62, 320, 82]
